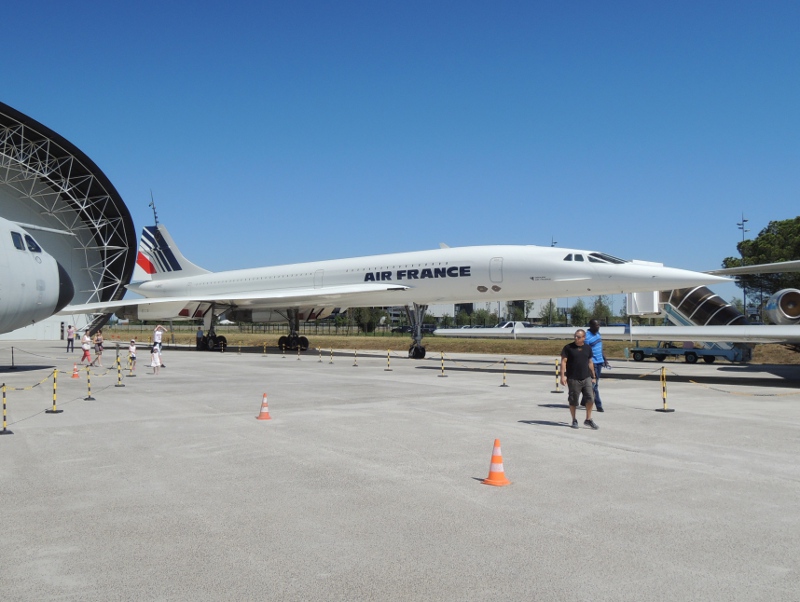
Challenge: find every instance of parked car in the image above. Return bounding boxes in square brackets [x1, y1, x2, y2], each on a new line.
[494, 321, 535, 328]
[391, 325, 412, 333]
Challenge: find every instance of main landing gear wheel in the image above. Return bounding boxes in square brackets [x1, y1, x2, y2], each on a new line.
[277, 334, 309, 351]
[206, 335, 227, 351]
[409, 345, 426, 359]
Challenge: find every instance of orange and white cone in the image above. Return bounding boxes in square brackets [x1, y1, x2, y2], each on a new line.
[256, 393, 272, 421]
[71, 363, 80, 379]
[482, 439, 511, 486]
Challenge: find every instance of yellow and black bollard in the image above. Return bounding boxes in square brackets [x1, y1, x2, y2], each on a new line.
[0, 384, 12, 435]
[318, 347, 323, 363]
[329, 348, 334, 364]
[84, 366, 96, 401]
[552, 358, 563, 393]
[655, 366, 675, 413]
[438, 351, 447, 378]
[281, 344, 286, 358]
[297, 345, 301, 361]
[115, 356, 125, 387]
[263, 342, 267, 357]
[385, 349, 392, 372]
[353, 349, 358, 367]
[500, 357, 509, 387]
[46, 369, 62, 414]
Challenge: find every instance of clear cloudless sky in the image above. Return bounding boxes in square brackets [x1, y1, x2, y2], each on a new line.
[4, 1, 799, 308]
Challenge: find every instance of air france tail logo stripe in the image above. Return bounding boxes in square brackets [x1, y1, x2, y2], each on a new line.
[138, 226, 182, 273]
[364, 266, 471, 281]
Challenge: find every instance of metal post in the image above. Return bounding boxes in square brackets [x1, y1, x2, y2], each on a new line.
[385, 349, 392, 371]
[500, 357, 509, 387]
[84, 366, 96, 401]
[115, 356, 125, 387]
[0, 384, 12, 434]
[655, 366, 675, 413]
[46, 369, 62, 414]
[552, 358, 563, 393]
[438, 351, 447, 378]
[329, 348, 334, 364]
[353, 349, 358, 367]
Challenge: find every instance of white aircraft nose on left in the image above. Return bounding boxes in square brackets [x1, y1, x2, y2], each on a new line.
[0, 217, 74, 334]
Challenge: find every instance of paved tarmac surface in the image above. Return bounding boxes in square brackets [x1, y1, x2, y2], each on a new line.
[1, 341, 799, 601]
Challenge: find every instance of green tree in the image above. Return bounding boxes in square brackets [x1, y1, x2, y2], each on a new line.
[472, 308, 494, 327]
[456, 310, 471, 326]
[722, 217, 800, 300]
[569, 299, 589, 326]
[539, 300, 557, 324]
[591, 295, 613, 323]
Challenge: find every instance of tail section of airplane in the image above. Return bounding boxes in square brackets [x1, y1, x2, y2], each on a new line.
[132, 225, 210, 281]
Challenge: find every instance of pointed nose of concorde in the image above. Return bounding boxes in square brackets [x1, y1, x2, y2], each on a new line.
[625, 262, 730, 292]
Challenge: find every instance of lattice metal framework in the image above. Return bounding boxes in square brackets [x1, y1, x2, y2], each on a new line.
[0, 102, 136, 309]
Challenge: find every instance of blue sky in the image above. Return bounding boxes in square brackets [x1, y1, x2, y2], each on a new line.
[4, 1, 799, 308]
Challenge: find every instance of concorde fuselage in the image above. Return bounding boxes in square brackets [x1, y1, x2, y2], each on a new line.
[131, 244, 723, 309]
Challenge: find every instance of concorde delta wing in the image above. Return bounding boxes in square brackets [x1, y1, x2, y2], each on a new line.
[58, 282, 411, 316]
[434, 325, 800, 345]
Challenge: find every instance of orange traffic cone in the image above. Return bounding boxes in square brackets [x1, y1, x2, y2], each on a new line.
[256, 393, 272, 421]
[482, 439, 511, 486]
[71, 363, 80, 379]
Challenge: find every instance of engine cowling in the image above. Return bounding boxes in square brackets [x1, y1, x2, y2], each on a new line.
[764, 289, 800, 325]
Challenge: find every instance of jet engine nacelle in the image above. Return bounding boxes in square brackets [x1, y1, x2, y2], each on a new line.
[764, 289, 800, 325]
[225, 307, 334, 323]
[224, 309, 287, 323]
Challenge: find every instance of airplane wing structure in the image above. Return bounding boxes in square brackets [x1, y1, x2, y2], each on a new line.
[59, 282, 411, 316]
[434, 325, 800, 345]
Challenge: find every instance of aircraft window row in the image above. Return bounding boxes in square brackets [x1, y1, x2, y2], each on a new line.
[345, 263, 447, 273]
[10, 232, 43, 253]
[563, 252, 627, 264]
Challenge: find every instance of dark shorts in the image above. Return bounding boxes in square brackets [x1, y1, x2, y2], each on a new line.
[567, 377, 594, 406]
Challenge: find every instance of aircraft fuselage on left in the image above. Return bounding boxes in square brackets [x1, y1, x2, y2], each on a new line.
[0, 216, 74, 334]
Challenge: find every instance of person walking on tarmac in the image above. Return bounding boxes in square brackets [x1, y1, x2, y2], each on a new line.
[150, 344, 161, 375]
[128, 339, 137, 373]
[582, 319, 608, 412]
[90, 330, 104, 367]
[196, 326, 204, 350]
[79, 331, 92, 365]
[153, 324, 168, 367]
[66, 325, 75, 353]
[561, 329, 599, 430]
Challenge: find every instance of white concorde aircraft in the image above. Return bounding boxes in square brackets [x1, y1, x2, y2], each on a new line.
[435, 263, 800, 350]
[59, 224, 727, 358]
[0, 215, 74, 334]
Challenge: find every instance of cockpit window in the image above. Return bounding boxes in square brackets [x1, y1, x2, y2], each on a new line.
[11, 231, 25, 251]
[563, 254, 573, 261]
[24, 235, 42, 253]
[588, 252, 626, 264]
[574, 254, 584, 262]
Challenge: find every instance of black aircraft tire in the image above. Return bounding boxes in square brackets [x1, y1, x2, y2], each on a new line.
[278, 336, 288, 351]
[298, 336, 309, 351]
[206, 336, 217, 350]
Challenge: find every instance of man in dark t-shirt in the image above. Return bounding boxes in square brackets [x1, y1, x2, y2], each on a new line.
[560, 329, 599, 430]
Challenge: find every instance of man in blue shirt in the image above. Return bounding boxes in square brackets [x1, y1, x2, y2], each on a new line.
[583, 319, 607, 412]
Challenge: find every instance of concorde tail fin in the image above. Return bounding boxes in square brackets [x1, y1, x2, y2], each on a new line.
[132, 225, 210, 281]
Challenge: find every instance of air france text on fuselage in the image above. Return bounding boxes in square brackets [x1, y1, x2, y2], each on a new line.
[364, 266, 471, 282]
